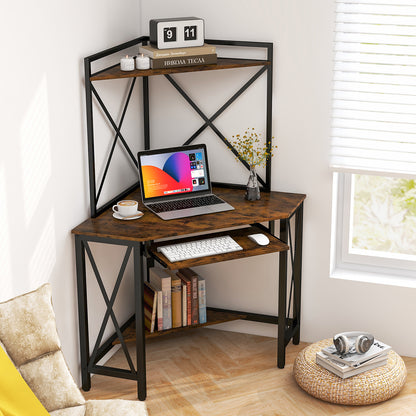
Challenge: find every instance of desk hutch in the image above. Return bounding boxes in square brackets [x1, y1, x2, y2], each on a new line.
[72, 36, 306, 400]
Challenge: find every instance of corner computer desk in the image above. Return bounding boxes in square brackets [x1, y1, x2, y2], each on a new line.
[72, 186, 305, 400]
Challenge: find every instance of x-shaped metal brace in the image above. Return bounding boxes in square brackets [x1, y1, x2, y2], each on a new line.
[83, 241, 136, 376]
[90, 64, 269, 208]
[164, 66, 268, 188]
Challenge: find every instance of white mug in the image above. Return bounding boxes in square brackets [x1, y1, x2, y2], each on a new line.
[112, 200, 138, 217]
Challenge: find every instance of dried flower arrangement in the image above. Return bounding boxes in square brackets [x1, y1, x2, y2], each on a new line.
[226, 128, 276, 168]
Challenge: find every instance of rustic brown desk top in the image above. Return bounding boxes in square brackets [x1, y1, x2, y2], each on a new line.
[72, 187, 306, 242]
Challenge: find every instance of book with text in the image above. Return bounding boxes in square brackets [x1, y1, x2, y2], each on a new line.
[170, 271, 182, 328]
[143, 281, 158, 333]
[179, 268, 199, 325]
[149, 267, 172, 330]
[138, 43, 216, 59]
[148, 278, 162, 331]
[321, 339, 391, 367]
[198, 277, 207, 324]
[177, 270, 191, 326]
[181, 281, 187, 327]
[150, 54, 217, 69]
[316, 350, 388, 378]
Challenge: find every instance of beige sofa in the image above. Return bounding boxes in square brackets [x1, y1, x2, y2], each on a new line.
[0, 284, 148, 416]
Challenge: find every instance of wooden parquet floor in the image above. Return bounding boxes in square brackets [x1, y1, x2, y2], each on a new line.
[82, 328, 416, 415]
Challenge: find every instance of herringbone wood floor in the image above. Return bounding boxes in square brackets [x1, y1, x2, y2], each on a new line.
[83, 328, 416, 415]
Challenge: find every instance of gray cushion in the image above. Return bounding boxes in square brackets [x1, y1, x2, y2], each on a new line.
[86, 399, 148, 416]
[0, 284, 148, 415]
[50, 405, 86, 416]
[0, 284, 60, 366]
[19, 350, 85, 412]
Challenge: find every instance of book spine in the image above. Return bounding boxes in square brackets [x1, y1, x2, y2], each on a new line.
[156, 289, 163, 331]
[186, 280, 191, 326]
[143, 307, 152, 333]
[182, 283, 187, 327]
[198, 277, 206, 324]
[143, 283, 151, 332]
[143, 282, 157, 333]
[150, 290, 157, 333]
[139, 45, 216, 59]
[171, 275, 182, 328]
[149, 269, 164, 331]
[191, 274, 199, 325]
[176, 271, 191, 326]
[150, 54, 217, 69]
[162, 277, 172, 330]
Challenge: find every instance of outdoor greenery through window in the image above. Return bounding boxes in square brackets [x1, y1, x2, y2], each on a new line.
[350, 175, 416, 260]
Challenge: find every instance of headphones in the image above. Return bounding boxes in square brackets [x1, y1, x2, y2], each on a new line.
[333, 331, 374, 355]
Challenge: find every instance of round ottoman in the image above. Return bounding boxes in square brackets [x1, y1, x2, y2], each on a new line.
[293, 339, 407, 405]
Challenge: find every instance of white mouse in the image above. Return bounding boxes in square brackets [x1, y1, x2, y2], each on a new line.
[248, 233, 270, 246]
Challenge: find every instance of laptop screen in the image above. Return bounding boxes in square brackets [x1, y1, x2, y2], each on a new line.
[138, 144, 211, 202]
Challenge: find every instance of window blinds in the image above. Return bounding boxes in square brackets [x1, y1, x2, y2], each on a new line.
[330, 0, 416, 177]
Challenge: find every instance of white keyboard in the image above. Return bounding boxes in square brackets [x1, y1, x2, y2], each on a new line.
[157, 235, 243, 262]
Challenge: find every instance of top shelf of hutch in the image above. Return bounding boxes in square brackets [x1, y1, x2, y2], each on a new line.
[90, 58, 271, 81]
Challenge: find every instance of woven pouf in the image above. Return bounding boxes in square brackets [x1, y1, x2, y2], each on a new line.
[293, 339, 407, 405]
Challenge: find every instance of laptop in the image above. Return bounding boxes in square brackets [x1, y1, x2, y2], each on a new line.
[137, 144, 234, 220]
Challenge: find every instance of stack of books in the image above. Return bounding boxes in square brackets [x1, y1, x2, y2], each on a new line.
[144, 266, 207, 333]
[138, 43, 217, 69]
[316, 339, 392, 379]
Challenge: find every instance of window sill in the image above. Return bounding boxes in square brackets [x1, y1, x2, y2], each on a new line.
[331, 266, 416, 289]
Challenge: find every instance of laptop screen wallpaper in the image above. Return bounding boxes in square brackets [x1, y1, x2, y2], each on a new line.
[140, 148, 210, 199]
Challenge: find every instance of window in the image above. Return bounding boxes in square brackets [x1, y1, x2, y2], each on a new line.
[330, 1, 416, 284]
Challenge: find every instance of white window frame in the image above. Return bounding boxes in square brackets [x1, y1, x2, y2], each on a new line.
[331, 172, 416, 287]
[330, 1, 416, 287]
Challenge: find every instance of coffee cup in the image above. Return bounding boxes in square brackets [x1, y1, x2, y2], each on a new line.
[112, 200, 138, 217]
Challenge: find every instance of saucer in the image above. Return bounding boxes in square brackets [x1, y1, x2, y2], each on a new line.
[113, 210, 143, 220]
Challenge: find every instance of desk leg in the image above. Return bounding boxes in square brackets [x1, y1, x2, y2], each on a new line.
[292, 203, 304, 345]
[278, 219, 288, 368]
[74, 236, 91, 391]
[134, 243, 147, 401]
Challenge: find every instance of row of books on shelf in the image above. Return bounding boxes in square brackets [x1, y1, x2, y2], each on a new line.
[316, 339, 392, 379]
[144, 266, 207, 333]
[138, 43, 217, 69]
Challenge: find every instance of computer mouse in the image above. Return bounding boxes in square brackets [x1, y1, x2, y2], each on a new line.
[248, 233, 270, 246]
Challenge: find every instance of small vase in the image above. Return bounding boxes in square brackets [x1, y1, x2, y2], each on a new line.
[245, 165, 260, 201]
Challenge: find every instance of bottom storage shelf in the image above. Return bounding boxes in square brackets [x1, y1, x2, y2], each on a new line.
[113, 308, 248, 344]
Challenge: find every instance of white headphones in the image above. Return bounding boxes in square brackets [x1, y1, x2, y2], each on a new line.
[333, 331, 374, 355]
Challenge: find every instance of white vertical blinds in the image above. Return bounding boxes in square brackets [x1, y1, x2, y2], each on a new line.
[330, 0, 416, 177]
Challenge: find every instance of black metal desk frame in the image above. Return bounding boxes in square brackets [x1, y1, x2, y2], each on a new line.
[76, 37, 304, 401]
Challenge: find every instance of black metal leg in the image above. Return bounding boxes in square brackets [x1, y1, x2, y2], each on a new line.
[134, 243, 147, 401]
[278, 219, 288, 368]
[74, 236, 91, 391]
[265, 45, 273, 191]
[268, 220, 275, 235]
[143, 76, 150, 150]
[292, 203, 304, 344]
[144, 242, 155, 283]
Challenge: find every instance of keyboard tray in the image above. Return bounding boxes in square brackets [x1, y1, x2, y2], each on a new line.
[149, 226, 289, 270]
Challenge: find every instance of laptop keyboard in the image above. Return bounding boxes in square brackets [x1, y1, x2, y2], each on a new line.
[148, 195, 224, 213]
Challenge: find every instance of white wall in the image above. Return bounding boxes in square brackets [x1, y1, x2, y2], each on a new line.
[0, 0, 141, 380]
[141, 0, 416, 357]
[1, 0, 414, 391]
